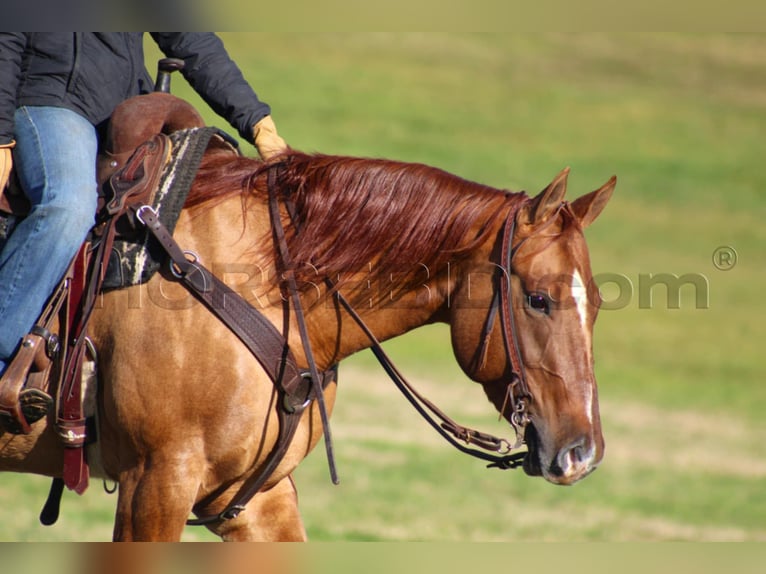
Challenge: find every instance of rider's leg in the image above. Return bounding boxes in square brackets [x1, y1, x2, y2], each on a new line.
[0, 106, 97, 375]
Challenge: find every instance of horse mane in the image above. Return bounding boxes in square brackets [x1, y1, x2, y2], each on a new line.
[187, 150, 524, 302]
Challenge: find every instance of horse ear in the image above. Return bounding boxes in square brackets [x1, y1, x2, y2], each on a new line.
[570, 175, 616, 228]
[529, 167, 570, 224]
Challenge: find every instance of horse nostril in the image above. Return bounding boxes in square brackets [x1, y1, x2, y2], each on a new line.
[552, 437, 591, 477]
[570, 441, 587, 463]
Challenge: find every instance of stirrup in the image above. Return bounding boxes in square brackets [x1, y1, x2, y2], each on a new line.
[0, 329, 57, 434]
[0, 388, 53, 434]
[20, 388, 53, 424]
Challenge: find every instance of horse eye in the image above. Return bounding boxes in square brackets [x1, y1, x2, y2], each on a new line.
[527, 293, 550, 315]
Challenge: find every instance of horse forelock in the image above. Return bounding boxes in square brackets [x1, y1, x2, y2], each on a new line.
[188, 151, 526, 302]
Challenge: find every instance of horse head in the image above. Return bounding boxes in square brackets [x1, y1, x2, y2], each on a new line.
[449, 168, 615, 485]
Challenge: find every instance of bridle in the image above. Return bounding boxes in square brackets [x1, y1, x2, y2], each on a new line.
[481, 196, 534, 444]
[481, 196, 571, 442]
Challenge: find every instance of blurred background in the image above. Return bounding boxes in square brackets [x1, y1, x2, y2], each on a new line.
[0, 32, 764, 542]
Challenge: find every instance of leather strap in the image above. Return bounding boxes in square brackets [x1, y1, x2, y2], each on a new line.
[267, 170, 338, 485]
[133, 203, 338, 525]
[58, 243, 91, 494]
[270, 166, 529, 469]
[499, 207, 532, 434]
[135, 205, 303, 388]
[56, 134, 173, 494]
[133, 169, 537, 523]
[321, 197, 534, 470]
[331, 286, 526, 469]
[186, 364, 336, 526]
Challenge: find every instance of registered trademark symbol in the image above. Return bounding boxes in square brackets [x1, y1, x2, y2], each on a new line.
[712, 246, 738, 271]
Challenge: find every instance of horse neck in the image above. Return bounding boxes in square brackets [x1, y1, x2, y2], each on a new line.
[189, 155, 524, 370]
[303, 269, 452, 368]
[303, 203, 513, 369]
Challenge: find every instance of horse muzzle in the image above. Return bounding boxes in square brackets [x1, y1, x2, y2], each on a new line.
[522, 423, 601, 485]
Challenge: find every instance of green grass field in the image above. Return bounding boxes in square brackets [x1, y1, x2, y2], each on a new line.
[1, 33, 764, 541]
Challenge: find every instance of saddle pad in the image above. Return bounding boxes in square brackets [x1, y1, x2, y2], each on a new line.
[102, 127, 228, 291]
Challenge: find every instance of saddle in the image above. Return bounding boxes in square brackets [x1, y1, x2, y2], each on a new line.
[0, 93, 207, 447]
[97, 92, 205, 188]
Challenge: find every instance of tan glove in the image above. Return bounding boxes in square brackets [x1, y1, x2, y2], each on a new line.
[252, 115, 287, 160]
[0, 142, 13, 191]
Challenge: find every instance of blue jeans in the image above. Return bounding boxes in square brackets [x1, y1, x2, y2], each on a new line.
[0, 107, 98, 374]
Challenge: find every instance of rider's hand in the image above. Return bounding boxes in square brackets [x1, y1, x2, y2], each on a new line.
[0, 143, 13, 190]
[252, 116, 287, 160]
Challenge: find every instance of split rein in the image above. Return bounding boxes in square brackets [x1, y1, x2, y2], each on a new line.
[132, 169, 533, 525]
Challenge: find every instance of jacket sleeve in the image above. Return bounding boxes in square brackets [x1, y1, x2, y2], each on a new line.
[0, 33, 26, 145]
[150, 32, 272, 142]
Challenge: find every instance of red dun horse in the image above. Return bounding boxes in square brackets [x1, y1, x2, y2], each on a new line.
[0, 149, 614, 540]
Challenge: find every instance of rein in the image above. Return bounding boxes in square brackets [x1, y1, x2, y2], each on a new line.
[266, 170, 338, 485]
[329, 195, 534, 470]
[271, 165, 534, 470]
[333, 293, 527, 469]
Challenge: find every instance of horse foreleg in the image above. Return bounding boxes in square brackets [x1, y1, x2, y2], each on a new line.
[113, 455, 201, 542]
[209, 475, 307, 542]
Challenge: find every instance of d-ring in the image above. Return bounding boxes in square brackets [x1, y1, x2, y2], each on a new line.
[169, 250, 201, 279]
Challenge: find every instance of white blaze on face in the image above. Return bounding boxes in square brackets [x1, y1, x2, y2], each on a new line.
[571, 268, 594, 424]
[571, 269, 589, 329]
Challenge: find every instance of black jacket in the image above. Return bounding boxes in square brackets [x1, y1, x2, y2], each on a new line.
[0, 32, 271, 146]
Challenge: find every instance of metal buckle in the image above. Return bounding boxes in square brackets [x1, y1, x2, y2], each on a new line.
[135, 204, 158, 226]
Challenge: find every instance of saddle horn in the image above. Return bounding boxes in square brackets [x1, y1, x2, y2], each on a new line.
[154, 58, 185, 93]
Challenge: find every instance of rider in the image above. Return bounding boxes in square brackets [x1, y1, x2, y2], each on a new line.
[0, 33, 287, 377]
